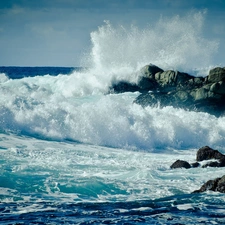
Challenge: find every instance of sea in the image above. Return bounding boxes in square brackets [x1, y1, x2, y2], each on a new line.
[1, 12, 225, 224]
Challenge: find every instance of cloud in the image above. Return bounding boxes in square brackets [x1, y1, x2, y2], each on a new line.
[9, 4, 25, 14]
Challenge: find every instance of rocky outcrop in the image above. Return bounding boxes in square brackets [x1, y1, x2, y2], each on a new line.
[196, 146, 225, 162]
[170, 146, 225, 169]
[111, 64, 225, 117]
[193, 175, 225, 193]
[169, 146, 225, 194]
[134, 65, 225, 117]
[192, 146, 225, 193]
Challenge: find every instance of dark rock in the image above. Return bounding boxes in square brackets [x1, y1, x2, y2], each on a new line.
[191, 162, 200, 168]
[111, 64, 163, 93]
[110, 81, 140, 93]
[137, 77, 158, 90]
[219, 158, 225, 167]
[134, 90, 193, 110]
[202, 161, 220, 168]
[193, 175, 225, 193]
[216, 175, 225, 193]
[193, 177, 221, 193]
[196, 146, 225, 162]
[170, 160, 191, 169]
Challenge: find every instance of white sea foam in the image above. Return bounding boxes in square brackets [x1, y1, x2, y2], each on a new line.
[0, 77, 225, 150]
[1, 133, 225, 203]
[0, 73, 9, 83]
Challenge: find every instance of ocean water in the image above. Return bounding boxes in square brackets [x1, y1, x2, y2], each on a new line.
[1, 12, 225, 224]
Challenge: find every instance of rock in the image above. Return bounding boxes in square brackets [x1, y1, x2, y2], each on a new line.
[155, 70, 194, 92]
[111, 64, 163, 93]
[110, 81, 140, 93]
[170, 146, 225, 170]
[193, 175, 225, 193]
[137, 64, 164, 90]
[193, 177, 221, 193]
[170, 160, 191, 169]
[110, 64, 225, 116]
[191, 162, 200, 168]
[140, 63, 164, 79]
[197, 146, 225, 168]
[133, 64, 225, 117]
[202, 161, 220, 168]
[206, 67, 225, 83]
[196, 146, 225, 162]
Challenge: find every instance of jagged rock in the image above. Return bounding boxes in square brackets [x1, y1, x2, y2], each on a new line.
[170, 160, 191, 169]
[110, 64, 225, 116]
[196, 146, 225, 162]
[134, 65, 225, 117]
[193, 175, 225, 193]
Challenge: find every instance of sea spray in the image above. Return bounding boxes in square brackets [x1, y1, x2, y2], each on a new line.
[83, 11, 218, 80]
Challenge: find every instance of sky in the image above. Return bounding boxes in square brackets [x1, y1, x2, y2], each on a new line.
[0, 0, 225, 66]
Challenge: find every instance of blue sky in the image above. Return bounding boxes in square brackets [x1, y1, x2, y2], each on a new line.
[0, 0, 225, 66]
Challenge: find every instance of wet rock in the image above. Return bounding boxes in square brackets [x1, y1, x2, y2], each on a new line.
[155, 70, 193, 92]
[111, 64, 225, 116]
[170, 160, 191, 169]
[196, 146, 225, 162]
[202, 161, 220, 168]
[140, 63, 164, 80]
[110, 81, 140, 93]
[207, 67, 225, 83]
[111, 64, 163, 92]
[133, 65, 225, 117]
[193, 175, 225, 193]
[137, 64, 164, 90]
[191, 162, 200, 168]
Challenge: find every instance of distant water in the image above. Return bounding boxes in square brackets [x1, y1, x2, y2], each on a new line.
[1, 11, 225, 224]
[0, 66, 76, 79]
